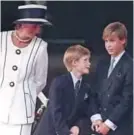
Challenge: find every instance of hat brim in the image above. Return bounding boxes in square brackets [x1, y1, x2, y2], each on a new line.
[13, 18, 52, 26]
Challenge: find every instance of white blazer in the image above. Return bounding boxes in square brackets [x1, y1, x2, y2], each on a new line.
[0, 31, 48, 124]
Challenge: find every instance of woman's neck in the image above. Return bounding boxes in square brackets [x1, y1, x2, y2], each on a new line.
[11, 31, 31, 48]
[14, 30, 31, 43]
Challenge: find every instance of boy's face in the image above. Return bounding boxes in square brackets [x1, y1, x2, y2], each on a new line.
[73, 55, 91, 75]
[104, 33, 126, 57]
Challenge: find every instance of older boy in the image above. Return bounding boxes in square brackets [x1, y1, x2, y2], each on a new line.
[91, 22, 133, 135]
[34, 45, 92, 135]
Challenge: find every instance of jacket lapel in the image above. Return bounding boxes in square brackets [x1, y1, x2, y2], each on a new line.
[100, 57, 110, 79]
[108, 52, 126, 79]
[76, 80, 87, 102]
[67, 72, 75, 103]
[103, 52, 127, 92]
[67, 75, 87, 121]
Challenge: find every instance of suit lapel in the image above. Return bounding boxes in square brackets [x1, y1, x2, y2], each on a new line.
[103, 60, 110, 79]
[66, 73, 77, 121]
[76, 80, 87, 102]
[108, 52, 126, 79]
[98, 56, 111, 80]
[67, 73, 86, 103]
[67, 75, 87, 121]
[67, 72, 75, 103]
[103, 52, 127, 92]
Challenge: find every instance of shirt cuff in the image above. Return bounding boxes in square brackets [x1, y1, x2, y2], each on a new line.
[104, 119, 117, 131]
[90, 114, 102, 122]
[38, 92, 49, 107]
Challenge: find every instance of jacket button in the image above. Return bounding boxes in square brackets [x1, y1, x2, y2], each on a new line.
[107, 94, 110, 97]
[16, 49, 21, 55]
[12, 65, 18, 71]
[9, 82, 15, 87]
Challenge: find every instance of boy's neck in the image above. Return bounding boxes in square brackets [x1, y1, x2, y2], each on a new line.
[71, 70, 82, 80]
[111, 49, 125, 57]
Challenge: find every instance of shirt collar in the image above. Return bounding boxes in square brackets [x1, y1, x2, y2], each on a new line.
[70, 72, 82, 88]
[111, 50, 125, 65]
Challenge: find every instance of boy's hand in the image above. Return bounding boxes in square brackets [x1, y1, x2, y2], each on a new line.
[97, 123, 110, 135]
[70, 126, 79, 135]
[91, 120, 102, 132]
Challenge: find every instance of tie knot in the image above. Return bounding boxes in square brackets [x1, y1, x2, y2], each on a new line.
[111, 57, 115, 65]
[75, 80, 81, 90]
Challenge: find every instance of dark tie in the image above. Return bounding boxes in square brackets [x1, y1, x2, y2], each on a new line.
[74, 80, 81, 96]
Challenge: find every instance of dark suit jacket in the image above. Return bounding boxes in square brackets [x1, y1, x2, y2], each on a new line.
[92, 52, 133, 135]
[34, 72, 91, 135]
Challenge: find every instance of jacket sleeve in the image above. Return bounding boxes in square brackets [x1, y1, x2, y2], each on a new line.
[108, 64, 133, 124]
[34, 40, 48, 95]
[49, 78, 71, 135]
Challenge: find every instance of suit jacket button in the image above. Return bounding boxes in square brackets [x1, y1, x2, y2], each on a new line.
[107, 94, 110, 97]
[12, 65, 18, 71]
[16, 49, 21, 55]
[9, 82, 15, 87]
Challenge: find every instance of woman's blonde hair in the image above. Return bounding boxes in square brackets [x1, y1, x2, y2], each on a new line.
[63, 44, 90, 71]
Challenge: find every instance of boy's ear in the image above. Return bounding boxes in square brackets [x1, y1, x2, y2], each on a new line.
[72, 59, 77, 66]
[121, 38, 126, 46]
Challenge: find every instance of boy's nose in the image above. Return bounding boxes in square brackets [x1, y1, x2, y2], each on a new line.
[107, 42, 112, 47]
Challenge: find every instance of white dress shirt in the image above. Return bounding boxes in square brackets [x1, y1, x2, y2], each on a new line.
[70, 72, 82, 88]
[111, 50, 125, 69]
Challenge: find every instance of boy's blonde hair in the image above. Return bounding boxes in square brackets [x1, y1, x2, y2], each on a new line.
[102, 22, 127, 46]
[63, 45, 90, 71]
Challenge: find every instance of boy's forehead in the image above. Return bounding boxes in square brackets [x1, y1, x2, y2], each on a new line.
[80, 55, 90, 59]
[104, 32, 119, 40]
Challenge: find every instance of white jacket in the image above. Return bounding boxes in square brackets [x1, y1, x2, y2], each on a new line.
[0, 31, 48, 124]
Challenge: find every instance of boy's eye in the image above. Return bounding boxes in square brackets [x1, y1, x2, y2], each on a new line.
[105, 40, 109, 43]
[84, 59, 88, 62]
[110, 39, 115, 42]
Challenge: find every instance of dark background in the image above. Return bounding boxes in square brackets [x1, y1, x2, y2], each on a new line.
[1, 1, 133, 96]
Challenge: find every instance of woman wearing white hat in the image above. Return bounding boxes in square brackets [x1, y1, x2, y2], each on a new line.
[0, 4, 52, 135]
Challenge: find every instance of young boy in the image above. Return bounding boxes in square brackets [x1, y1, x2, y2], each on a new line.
[91, 22, 133, 135]
[34, 45, 92, 135]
